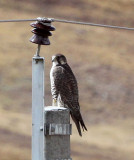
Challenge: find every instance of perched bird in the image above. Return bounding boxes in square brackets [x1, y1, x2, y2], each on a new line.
[50, 53, 87, 136]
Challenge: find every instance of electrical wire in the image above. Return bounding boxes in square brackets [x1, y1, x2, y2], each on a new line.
[0, 19, 36, 22]
[53, 18, 134, 31]
[0, 17, 134, 31]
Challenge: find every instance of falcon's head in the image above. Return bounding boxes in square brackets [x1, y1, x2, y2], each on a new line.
[52, 54, 67, 65]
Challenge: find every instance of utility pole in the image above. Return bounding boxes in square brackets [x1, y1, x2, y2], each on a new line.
[30, 17, 72, 160]
[30, 17, 55, 160]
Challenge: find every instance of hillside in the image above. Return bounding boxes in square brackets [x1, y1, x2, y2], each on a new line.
[0, 0, 134, 160]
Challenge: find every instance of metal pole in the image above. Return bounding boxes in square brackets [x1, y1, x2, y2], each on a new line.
[32, 53, 44, 160]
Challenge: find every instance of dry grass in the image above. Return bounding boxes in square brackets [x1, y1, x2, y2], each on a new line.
[0, 0, 134, 160]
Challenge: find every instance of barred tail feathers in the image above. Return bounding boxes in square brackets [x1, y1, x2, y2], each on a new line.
[71, 110, 87, 136]
[71, 112, 82, 136]
[79, 114, 87, 131]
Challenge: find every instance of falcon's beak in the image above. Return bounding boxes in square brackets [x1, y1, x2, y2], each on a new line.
[52, 56, 56, 62]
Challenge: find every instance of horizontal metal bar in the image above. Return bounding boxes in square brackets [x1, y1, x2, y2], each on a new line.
[53, 158, 72, 160]
[45, 123, 72, 135]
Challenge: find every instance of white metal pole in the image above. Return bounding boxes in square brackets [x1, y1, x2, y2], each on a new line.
[32, 51, 44, 160]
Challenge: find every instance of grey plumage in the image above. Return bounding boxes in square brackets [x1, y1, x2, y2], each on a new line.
[50, 53, 87, 136]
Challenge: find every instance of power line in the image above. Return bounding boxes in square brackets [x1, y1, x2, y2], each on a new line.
[0, 19, 36, 23]
[0, 17, 134, 31]
[53, 18, 134, 31]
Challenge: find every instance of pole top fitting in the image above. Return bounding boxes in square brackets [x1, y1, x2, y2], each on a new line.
[36, 17, 54, 23]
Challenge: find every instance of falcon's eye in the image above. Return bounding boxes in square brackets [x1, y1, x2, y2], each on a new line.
[59, 57, 67, 64]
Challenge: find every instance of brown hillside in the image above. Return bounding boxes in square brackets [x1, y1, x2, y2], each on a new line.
[0, 0, 134, 160]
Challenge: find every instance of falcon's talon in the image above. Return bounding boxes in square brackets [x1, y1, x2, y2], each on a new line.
[52, 98, 57, 106]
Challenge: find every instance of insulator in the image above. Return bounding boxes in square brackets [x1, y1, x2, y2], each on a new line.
[30, 20, 55, 45]
[31, 21, 55, 31]
[30, 34, 50, 45]
[32, 29, 52, 36]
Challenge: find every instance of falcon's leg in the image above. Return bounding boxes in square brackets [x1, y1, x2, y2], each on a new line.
[52, 98, 58, 106]
[57, 95, 64, 107]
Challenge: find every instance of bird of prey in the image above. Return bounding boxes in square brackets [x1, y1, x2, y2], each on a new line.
[50, 53, 87, 136]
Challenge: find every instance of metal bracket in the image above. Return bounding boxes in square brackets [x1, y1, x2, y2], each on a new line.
[54, 158, 72, 160]
[45, 123, 72, 135]
[33, 56, 44, 64]
[37, 17, 54, 23]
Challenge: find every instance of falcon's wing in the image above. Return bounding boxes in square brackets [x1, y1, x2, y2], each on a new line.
[53, 65, 79, 110]
[51, 64, 87, 136]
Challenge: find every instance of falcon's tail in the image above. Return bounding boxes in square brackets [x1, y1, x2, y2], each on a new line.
[71, 111, 87, 137]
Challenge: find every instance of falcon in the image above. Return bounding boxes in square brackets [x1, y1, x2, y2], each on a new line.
[50, 54, 87, 136]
